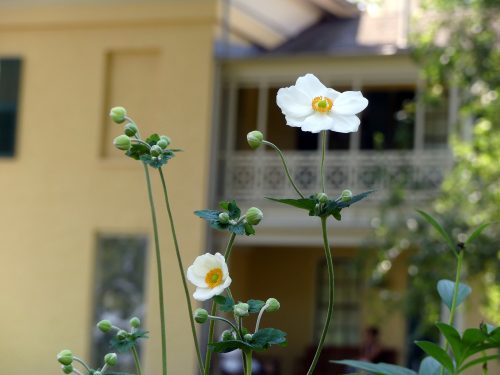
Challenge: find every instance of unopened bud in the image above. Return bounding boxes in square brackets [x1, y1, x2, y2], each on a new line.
[244, 333, 253, 342]
[97, 320, 113, 333]
[61, 365, 73, 374]
[57, 350, 73, 366]
[158, 136, 171, 149]
[116, 330, 128, 341]
[109, 106, 127, 124]
[233, 302, 249, 317]
[218, 212, 230, 224]
[222, 330, 234, 341]
[129, 317, 141, 329]
[104, 353, 118, 367]
[113, 135, 131, 151]
[150, 145, 162, 157]
[317, 193, 328, 203]
[341, 189, 353, 202]
[247, 131, 263, 150]
[245, 207, 263, 226]
[194, 308, 209, 324]
[124, 123, 138, 137]
[265, 298, 280, 312]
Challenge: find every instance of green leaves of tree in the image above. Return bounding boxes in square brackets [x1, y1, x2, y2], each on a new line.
[437, 279, 472, 310]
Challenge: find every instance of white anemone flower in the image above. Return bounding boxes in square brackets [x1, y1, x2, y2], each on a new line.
[276, 73, 368, 133]
[187, 252, 232, 301]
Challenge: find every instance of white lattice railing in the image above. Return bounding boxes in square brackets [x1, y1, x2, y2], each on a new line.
[220, 150, 453, 203]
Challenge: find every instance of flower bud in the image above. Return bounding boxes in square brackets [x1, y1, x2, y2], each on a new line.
[317, 192, 328, 203]
[233, 302, 249, 317]
[265, 298, 280, 312]
[194, 308, 209, 324]
[157, 139, 168, 149]
[113, 135, 131, 151]
[109, 106, 127, 124]
[104, 353, 118, 367]
[244, 333, 253, 342]
[94, 371, 102, 375]
[129, 317, 141, 329]
[124, 123, 138, 137]
[341, 189, 353, 202]
[160, 135, 171, 147]
[57, 350, 73, 366]
[218, 212, 230, 224]
[97, 320, 113, 333]
[247, 131, 263, 150]
[150, 145, 162, 157]
[245, 207, 263, 226]
[222, 329, 234, 341]
[61, 365, 73, 374]
[116, 330, 128, 341]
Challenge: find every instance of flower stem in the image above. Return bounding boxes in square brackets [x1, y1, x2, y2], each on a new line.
[254, 302, 269, 333]
[307, 216, 334, 375]
[131, 346, 142, 375]
[158, 168, 204, 374]
[207, 315, 241, 336]
[320, 130, 327, 193]
[142, 163, 167, 375]
[73, 357, 91, 372]
[263, 140, 304, 198]
[244, 350, 253, 375]
[204, 233, 237, 375]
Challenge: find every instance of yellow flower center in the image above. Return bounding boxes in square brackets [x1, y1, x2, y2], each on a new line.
[311, 96, 333, 113]
[205, 268, 223, 289]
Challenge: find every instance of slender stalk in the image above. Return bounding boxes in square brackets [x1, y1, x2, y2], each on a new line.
[307, 217, 335, 375]
[204, 233, 237, 375]
[73, 357, 91, 372]
[158, 168, 204, 374]
[263, 140, 304, 198]
[482, 351, 488, 375]
[254, 303, 268, 332]
[142, 163, 167, 375]
[244, 350, 253, 375]
[131, 346, 143, 375]
[207, 315, 241, 336]
[320, 131, 327, 193]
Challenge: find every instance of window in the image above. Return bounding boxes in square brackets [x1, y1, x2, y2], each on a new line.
[0, 59, 21, 157]
[91, 235, 148, 372]
[314, 260, 361, 346]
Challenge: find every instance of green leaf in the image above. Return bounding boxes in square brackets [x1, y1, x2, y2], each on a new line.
[461, 328, 492, 359]
[110, 330, 149, 353]
[437, 279, 472, 310]
[140, 151, 175, 168]
[125, 143, 149, 160]
[251, 328, 287, 350]
[418, 357, 450, 375]
[265, 197, 317, 211]
[333, 360, 417, 375]
[416, 210, 457, 254]
[488, 326, 500, 343]
[209, 339, 254, 353]
[415, 341, 455, 372]
[335, 190, 375, 209]
[145, 133, 160, 145]
[247, 299, 265, 313]
[465, 223, 490, 245]
[213, 295, 234, 312]
[435, 323, 463, 364]
[226, 200, 241, 220]
[459, 354, 500, 372]
[194, 209, 221, 221]
[244, 223, 255, 236]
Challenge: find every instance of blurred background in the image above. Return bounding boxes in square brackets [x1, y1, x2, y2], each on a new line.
[0, 0, 498, 374]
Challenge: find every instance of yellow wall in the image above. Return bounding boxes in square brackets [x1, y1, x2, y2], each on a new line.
[0, 1, 217, 374]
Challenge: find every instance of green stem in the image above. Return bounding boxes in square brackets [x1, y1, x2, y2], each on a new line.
[73, 357, 91, 372]
[307, 217, 335, 375]
[244, 350, 253, 375]
[204, 233, 237, 375]
[320, 130, 327, 193]
[263, 140, 304, 198]
[131, 346, 142, 375]
[158, 168, 204, 374]
[207, 315, 241, 336]
[142, 163, 167, 375]
[482, 351, 488, 375]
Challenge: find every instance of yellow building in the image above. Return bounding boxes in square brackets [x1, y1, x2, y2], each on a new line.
[0, 1, 497, 375]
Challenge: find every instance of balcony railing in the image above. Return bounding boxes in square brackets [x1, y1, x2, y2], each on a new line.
[220, 150, 453, 203]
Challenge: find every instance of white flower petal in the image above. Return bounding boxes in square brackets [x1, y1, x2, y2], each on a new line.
[277, 87, 313, 118]
[187, 266, 208, 288]
[327, 113, 361, 133]
[333, 91, 368, 115]
[324, 88, 341, 100]
[295, 73, 327, 98]
[193, 287, 216, 301]
[212, 276, 232, 296]
[285, 115, 307, 128]
[301, 113, 335, 133]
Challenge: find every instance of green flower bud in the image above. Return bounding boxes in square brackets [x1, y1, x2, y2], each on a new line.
[150, 145, 162, 157]
[317, 192, 328, 203]
[97, 320, 113, 333]
[109, 106, 127, 124]
[218, 212, 230, 224]
[233, 302, 249, 317]
[244, 333, 253, 342]
[222, 329, 234, 341]
[129, 317, 141, 329]
[104, 353, 118, 367]
[265, 298, 280, 312]
[116, 330, 128, 341]
[160, 135, 171, 147]
[61, 365, 73, 374]
[113, 135, 131, 151]
[94, 371, 102, 375]
[247, 131, 263, 150]
[157, 139, 169, 149]
[245, 207, 263, 226]
[124, 123, 138, 137]
[57, 350, 73, 366]
[194, 308, 209, 324]
[341, 189, 353, 202]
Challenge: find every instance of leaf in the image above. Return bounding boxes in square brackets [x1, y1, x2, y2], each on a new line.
[247, 299, 265, 313]
[145, 133, 160, 145]
[140, 152, 174, 168]
[209, 339, 254, 353]
[461, 328, 490, 358]
[226, 200, 241, 220]
[265, 197, 317, 211]
[416, 210, 457, 254]
[228, 222, 245, 235]
[194, 209, 221, 221]
[213, 295, 234, 312]
[418, 357, 446, 375]
[109, 329, 149, 353]
[437, 279, 472, 310]
[459, 354, 500, 372]
[435, 323, 463, 364]
[244, 223, 255, 236]
[333, 360, 417, 375]
[251, 328, 287, 350]
[125, 143, 149, 160]
[415, 341, 455, 372]
[465, 223, 490, 245]
[335, 190, 375, 209]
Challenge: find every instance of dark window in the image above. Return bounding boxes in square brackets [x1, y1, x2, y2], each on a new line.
[91, 235, 148, 372]
[235, 87, 259, 150]
[0, 59, 21, 157]
[360, 87, 415, 150]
